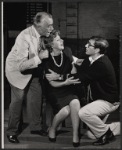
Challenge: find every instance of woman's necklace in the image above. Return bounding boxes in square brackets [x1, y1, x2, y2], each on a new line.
[51, 51, 63, 67]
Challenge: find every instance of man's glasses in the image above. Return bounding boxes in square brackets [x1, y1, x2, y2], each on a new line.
[87, 42, 95, 48]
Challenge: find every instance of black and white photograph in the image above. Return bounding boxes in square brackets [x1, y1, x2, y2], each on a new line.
[1, 0, 121, 149]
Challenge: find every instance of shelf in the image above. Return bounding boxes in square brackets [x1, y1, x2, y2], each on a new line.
[66, 2, 78, 39]
[66, 15, 77, 17]
[26, 2, 48, 24]
[66, 3, 77, 9]
[66, 23, 77, 26]
[66, 33, 77, 35]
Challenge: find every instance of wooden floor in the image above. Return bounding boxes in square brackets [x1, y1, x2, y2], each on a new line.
[3, 109, 121, 150]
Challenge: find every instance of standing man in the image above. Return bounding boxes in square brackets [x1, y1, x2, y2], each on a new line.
[76, 36, 120, 145]
[5, 12, 53, 143]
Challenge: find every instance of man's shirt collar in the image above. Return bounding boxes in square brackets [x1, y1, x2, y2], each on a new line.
[89, 54, 104, 64]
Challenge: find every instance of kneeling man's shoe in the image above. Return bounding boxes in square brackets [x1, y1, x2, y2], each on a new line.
[93, 128, 115, 146]
[7, 135, 19, 143]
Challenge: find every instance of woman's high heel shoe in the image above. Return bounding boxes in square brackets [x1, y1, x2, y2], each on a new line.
[48, 136, 56, 142]
[48, 127, 56, 142]
[72, 142, 80, 147]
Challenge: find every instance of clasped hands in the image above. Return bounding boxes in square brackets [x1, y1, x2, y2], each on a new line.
[64, 74, 81, 85]
[45, 69, 81, 85]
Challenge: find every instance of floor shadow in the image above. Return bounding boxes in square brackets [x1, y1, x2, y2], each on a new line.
[18, 122, 29, 135]
[56, 129, 70, 136]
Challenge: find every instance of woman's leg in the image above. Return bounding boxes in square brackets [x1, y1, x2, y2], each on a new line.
[69, 99, 80, 143]
[49, 105, 70, 138]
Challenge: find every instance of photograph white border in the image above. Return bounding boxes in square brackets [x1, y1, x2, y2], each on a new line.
[1, 1, 4, 149]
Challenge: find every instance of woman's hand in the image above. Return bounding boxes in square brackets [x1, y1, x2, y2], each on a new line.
[64, 75, 81, 85]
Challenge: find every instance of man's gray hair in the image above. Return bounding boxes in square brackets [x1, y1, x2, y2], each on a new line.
[33, 12, 52, 26]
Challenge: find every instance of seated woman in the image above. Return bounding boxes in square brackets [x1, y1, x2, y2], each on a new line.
[44, 30, 81, 147]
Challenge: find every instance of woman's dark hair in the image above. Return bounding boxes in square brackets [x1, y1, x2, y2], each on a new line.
[90, 36, 109, 54]
[44, 30, 60, 52]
